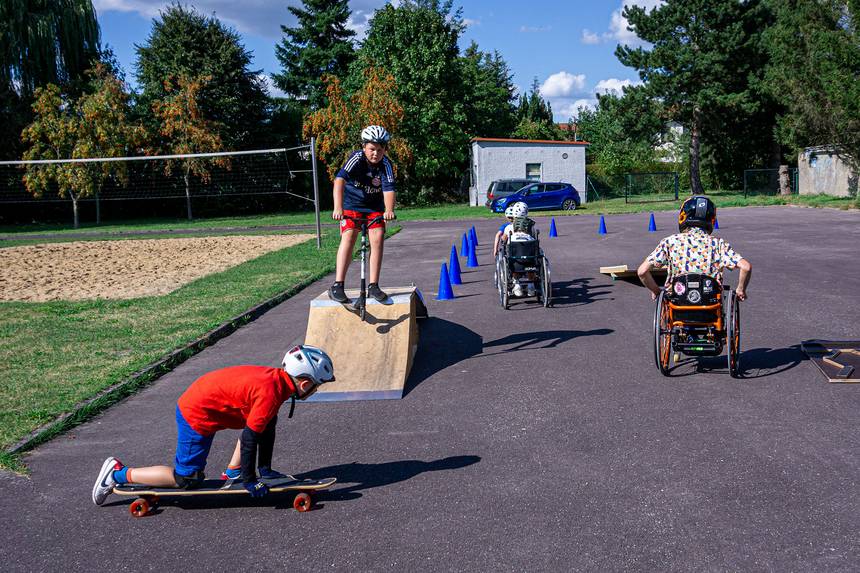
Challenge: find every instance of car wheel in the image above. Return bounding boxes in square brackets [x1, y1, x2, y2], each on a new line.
[562, 199, 576, 211]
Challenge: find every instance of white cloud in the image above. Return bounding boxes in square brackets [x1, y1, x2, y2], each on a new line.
[581, 29, 600, 45]
[540, 72, 586, 98]
[608, 0, 664, 46]
[557, 99, 597, 120]
[594, 77, 639, 95]
[463, 18, 480, 27]
[257, 73, 286, 98]
[520, 25, 552, 33]
[94, 0, 390, 40]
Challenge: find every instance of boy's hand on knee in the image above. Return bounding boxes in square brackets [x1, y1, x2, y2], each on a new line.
[243, 480, 269, 498]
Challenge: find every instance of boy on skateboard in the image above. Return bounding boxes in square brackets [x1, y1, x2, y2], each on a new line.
[637, 196, 752, 300]
[92, 345, 335, 505]
[329, 125, 396, 304]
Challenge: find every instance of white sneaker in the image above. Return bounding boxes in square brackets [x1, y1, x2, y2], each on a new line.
[527, 284, 537, 297]
[512, 282, 523, 297]
[92, 456, 122, 506]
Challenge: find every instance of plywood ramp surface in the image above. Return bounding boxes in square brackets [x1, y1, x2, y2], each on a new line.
[304, 287, 426, 401]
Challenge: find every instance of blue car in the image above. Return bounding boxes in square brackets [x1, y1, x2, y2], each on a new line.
[490, 182, 581, 213]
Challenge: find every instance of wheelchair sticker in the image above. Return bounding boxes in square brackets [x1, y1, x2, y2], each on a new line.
[687, 290, 702, 303]
[674, 282, 686, 296]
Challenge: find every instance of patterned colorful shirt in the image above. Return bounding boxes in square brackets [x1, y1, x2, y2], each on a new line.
[646, 227, 742, 283]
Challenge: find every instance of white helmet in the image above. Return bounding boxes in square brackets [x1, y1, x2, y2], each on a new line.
[281, 345, 335, 388]
[510, 202, 529, 218]
[504, 204, 517, 218]
[361, 125, 391, 144]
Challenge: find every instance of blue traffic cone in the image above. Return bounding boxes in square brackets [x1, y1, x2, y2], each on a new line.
[549, 218, 558, 237]
[448, 245, 462, 285]
[470, 226, 478, 246]
[460, 233, 469, 257]
[648, 213, 657, 232]
[466, 237, 479, 267]
[598, 215, 608, 235]
[436, 263, 454, 300]
[714, 218, 720, 230]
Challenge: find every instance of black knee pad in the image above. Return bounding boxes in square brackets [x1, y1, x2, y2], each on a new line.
[173, 470, 205, 489]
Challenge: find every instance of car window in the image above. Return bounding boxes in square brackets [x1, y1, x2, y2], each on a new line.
[547, 184, 563, 192]
[524, 185, 539, 195]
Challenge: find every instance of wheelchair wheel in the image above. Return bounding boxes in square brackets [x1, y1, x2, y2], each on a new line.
[653, 290, 672, 376]
[540, 256, 552, 307]
[727, 291, 741, 378]
[498, 255, 510, 310]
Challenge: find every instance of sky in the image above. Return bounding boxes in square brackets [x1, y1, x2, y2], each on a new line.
[94, 0, 662, 122]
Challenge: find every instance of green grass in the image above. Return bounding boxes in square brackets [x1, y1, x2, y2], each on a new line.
[0, 228, 405, 469]
[1, 192, 854, 239]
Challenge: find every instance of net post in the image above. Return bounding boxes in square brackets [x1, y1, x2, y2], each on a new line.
[310, 137, 322, 249]
[674, 172, 679, 200]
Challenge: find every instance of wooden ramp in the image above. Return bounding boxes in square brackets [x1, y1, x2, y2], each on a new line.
[304, 286, 427, 401]
[599, 264, 667, 283]
[801, 340, 860, 383]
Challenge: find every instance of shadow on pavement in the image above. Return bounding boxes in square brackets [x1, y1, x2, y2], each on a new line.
[403, 318, 483, 397]
[482, 328, 613, 355]
[297, 455, 482, 499]
[550, 278, 614, 308]
[667, 345, 806, 379]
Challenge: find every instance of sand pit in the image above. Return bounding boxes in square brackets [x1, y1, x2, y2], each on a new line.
[0, 234, 315, 302]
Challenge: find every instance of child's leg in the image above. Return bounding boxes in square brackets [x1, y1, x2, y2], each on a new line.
[368, 226, 385, 284]
[123, 465, 180, 487]
[335, 229, 359, 282]
[222, 438, 242, 479]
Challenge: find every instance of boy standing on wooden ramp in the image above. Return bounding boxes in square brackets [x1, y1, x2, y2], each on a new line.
[92, 345, 335, 505]
[329, 125, 397, 304]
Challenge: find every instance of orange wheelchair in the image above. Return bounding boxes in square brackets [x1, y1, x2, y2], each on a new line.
[653, 273, 741, 377]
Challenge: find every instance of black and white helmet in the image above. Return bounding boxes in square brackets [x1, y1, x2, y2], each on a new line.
[281, 345, 335, 388]
[361, 125, 391, 145]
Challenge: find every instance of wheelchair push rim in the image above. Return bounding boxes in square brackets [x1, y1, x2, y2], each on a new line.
[653, 290, 672, 376]
[541, 256, 552, 307]
[727, 290, 741, 378]
[497, 251, 510, 310]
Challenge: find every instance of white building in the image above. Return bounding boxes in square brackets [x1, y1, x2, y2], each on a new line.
[469, 137, 589, 206]
[798, 146, 857, 197]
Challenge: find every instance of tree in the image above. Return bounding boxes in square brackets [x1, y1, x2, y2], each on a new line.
[273, 0, 356, 109]
[152, 75, 230, 220]
[512, 78, 562, 140]
[354, 0, 468, 203]
[764, 0, 860, 176]
[575, 87, 664, 192]
[303, 68, 412, 181]
[135, 4, 268, 149]
[21, 64, 142, 228]
[617, 0, 772, 194]
[1, 0, 100, 159]
[459, 42, 518, 138]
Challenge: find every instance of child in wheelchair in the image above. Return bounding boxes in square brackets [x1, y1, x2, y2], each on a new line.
[497, 202, 540, 297]
[637, 196, 752, 301]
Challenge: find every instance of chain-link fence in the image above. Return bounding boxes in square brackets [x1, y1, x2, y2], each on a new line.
[625, 172, 680, 203]
[743, 168, 798, 197]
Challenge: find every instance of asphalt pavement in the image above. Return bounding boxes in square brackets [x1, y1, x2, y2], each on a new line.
[2, 205, 859, 572]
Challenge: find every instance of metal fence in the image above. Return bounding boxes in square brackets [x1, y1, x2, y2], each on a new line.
[625, 172, 680, 203]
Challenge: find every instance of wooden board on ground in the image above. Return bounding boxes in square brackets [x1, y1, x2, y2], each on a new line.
[801, 340, 860, 383]
[114, 477, 336, 497]
[599, 264, 667, 282]
[304, 286, 427, 401]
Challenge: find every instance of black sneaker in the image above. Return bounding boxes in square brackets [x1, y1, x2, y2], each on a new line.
[329, 282, 349, 303]
[367, 283, 388, 302]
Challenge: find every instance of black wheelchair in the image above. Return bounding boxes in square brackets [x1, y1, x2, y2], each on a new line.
[494, 237, 551, 309]
[653, 273, 741, 377]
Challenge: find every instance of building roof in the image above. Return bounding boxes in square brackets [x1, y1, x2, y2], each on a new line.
[471, 137, 590, 146]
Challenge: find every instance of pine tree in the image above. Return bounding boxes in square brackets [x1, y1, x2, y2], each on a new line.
[273, 0, 356, 109]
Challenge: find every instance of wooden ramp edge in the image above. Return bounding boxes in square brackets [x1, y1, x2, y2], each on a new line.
[801, 340, 860, 383]
[304, 286, 427, 401]
[599, 264, 667, 282]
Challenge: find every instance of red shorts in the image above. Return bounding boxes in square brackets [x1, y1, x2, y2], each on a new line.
[340, 210, 385, 234]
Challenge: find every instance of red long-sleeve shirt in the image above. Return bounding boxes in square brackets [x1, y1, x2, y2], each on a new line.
[177, 366, 296, 435]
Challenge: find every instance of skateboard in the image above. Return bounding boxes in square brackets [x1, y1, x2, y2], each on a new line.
[113, 476, 336, 517]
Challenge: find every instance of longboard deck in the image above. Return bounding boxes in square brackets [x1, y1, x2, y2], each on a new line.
[114, 477, 336, 497]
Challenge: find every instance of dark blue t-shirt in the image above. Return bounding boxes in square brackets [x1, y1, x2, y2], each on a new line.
[336, 150, 395, 213]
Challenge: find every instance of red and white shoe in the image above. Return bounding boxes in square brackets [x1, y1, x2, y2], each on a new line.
[92, 457, 123, 506]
